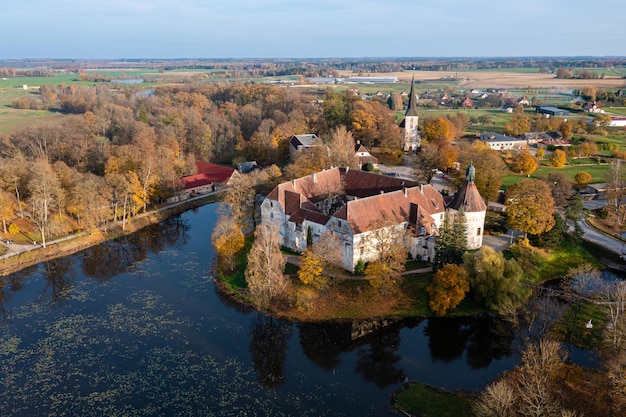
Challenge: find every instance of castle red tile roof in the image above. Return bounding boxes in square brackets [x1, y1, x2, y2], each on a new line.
[266, 167, 446, 233]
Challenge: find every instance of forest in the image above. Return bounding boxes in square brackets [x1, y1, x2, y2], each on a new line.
[0, 79, 408, 246]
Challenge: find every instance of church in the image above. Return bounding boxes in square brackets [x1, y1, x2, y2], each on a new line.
[260, 164, 485, 271]
[399, 75, 420, 152]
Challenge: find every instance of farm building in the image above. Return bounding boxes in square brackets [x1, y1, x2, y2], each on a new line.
[609, 117, 626, 127]
[535, 106, 570, 117]
[479, 132, 528, 151]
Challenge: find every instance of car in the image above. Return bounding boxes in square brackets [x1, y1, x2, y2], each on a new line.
[384, 172, 401, 178]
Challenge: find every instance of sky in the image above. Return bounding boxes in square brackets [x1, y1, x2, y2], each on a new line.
[1, 0, 624, 59]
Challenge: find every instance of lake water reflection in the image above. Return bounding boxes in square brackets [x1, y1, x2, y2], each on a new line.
[0, 204, 522, 416]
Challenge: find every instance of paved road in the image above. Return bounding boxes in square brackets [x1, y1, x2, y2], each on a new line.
[578, 219, 623, 256]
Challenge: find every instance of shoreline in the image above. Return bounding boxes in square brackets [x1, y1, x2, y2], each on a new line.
[0, 194, 218, 277]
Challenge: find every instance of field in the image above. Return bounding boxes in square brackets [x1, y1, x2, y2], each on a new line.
[336, 69, 626, 90]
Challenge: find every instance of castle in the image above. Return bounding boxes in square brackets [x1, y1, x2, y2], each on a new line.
[260, 164, 485, 271]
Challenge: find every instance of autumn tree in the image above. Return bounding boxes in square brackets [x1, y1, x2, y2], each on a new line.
[245, 223, 289, 308]
[413, 142, 445, 184]
[0, 189, 16, 234]
[364, 220, 408, 291]
[473, 379, 516, 417]
[284, 141, 330, 179]
[212, 215, 245, 271]
[506, 179, 555, 242]
[504, 106, 530, 136]
[464, 246, 523, 314]
[298, 231, 342, 289]
[323, 90, 354, 131]
[535, 147, 545, 160]
[326, 125, 359, 169]
[544, 172, 572, 208]
[427, 264, 470, 316]
[574, 171, 592, 186]
[607, 159, 626, 221]
[599, 280, 626, 409]
[221, 172, 258, 230]
[298, 249, 325, 288]
[511, 151, 538, 175]
[422, 116, 454, 148]
[551, 149, 567, 168]
[26, 158, 64, 247]
[455, 141, 506, 201]
[529, 212, 565, 250]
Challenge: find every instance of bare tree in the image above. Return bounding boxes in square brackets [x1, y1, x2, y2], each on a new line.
[326, 125, 359, 169]
[517, 339, 563, 417]
[245, 223, 289, 308]
[605, 159, 626, 224]
[473, 379, 517, 417]
[27, 158, 63, 247]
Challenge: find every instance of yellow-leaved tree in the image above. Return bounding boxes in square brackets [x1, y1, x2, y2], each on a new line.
[551, 149, 567, 168]
[427, 264, 470, 316]
[212, 215, 245, 271]
[512, 151, 538, 175]
[298, 250, 325, 287]
[297, 232, 341, 290]
[506, 178, 555, 243]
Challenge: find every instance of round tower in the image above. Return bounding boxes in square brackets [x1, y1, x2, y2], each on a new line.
[447, 162, 487, 249]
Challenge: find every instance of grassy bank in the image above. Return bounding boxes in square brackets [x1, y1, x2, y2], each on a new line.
[391, 383, 475, 417]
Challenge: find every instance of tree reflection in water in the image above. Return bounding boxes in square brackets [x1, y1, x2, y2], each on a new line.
[354, 322, 406, 388]
[298, 322, 349, 370]
[81, 214, 191, 282]
[425, 317, 515, 369]
[42, 256, 76, 303]
[249, 314, 293, 387]
[2, 214, 191, 309]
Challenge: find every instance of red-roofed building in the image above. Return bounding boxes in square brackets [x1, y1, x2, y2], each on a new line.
[261, 166, 485, 271]
[168, 161, 237, 203]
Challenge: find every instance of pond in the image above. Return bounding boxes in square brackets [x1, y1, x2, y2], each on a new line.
[0, 204, 526, 416]
[111, 78, 144, 83]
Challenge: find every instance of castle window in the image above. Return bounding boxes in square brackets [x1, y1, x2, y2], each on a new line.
[477, 227, 481, 236]
[296, 224, 303, 232]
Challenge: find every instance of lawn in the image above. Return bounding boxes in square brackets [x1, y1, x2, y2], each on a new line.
[501, 163, 609, 189]
[392, 383, 475, 417]
[505, 240, 604, 284]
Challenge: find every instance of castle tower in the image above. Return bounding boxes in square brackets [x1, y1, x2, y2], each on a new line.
[399, 75, 420, 152]
[447, 162, 487, 249]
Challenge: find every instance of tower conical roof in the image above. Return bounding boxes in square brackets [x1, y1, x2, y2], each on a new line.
[405, 75, 419, 117]
[448, 162, 486, 213]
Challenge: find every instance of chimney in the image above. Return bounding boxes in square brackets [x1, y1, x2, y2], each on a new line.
[311, 172, 316, 183]
[403, 187, 407, 197]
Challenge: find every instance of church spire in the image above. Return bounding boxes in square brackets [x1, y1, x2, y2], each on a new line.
[405, 75, 419, 117]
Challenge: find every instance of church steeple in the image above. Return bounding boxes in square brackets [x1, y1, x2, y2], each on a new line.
[399, 74, 420, 152]
[405, 75, 419, 117]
